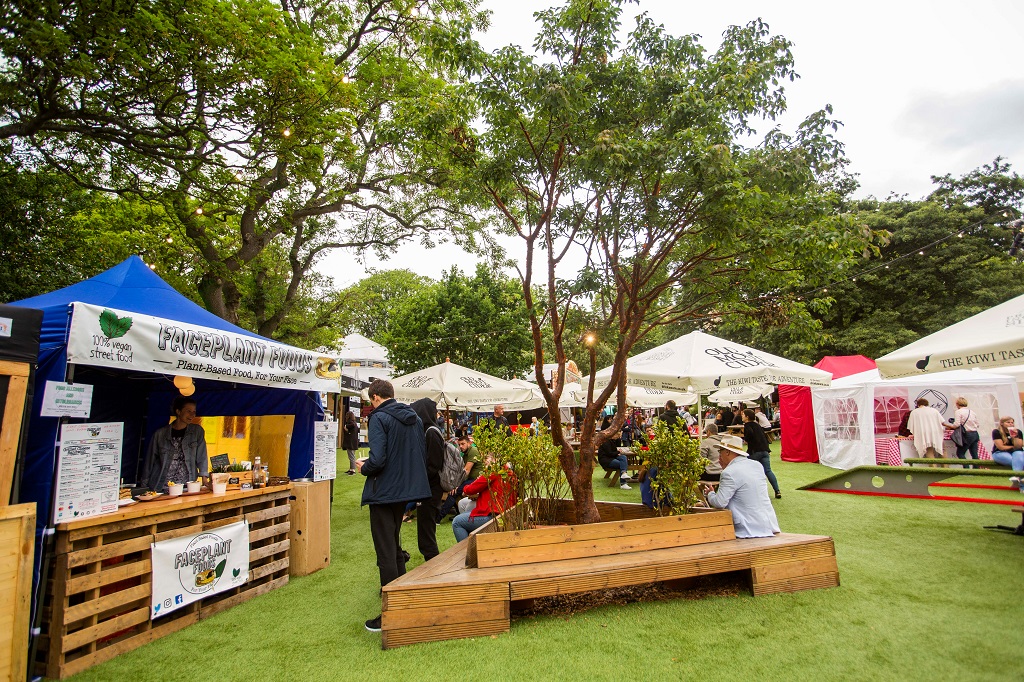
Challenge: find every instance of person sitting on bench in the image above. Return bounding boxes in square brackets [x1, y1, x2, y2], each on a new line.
[754, 406, 772, 433]
[700, 423, 724, 482]
[703, 435, 780, 539]
[451, 462, 516, 542]
[991, 415, 1024, 471]
[597, 416, 632, 489]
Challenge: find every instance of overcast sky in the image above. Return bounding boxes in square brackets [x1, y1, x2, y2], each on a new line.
[321, 0, 1024, 285]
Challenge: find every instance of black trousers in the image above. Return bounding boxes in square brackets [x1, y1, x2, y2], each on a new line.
[369, 501, 408, 587]
[416, 499, 440, 562]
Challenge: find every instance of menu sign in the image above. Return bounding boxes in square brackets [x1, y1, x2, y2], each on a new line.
[313, 421, 338, 482]
[54, 422, 123, 524]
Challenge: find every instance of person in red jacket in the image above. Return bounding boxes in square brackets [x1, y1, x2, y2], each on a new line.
[451, 467, 517, 542]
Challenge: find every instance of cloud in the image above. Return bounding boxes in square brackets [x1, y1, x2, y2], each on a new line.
[899, 80, 1024, 154]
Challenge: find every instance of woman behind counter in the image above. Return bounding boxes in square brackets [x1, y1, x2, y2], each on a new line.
[141, 396, 209, 492]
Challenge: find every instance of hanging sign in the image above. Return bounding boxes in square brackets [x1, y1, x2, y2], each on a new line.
[53, 422, 123, 524]
[313, 421, 339, 481]
[150, 520, 249, 618]
[41, 381, 94, 418]
[66, 302, 341, 393]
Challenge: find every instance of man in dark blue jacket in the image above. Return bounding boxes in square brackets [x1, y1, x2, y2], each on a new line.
[356, 379, 430, 633]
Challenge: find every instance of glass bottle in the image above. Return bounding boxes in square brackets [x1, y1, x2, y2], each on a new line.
[252, 455, 262, 488]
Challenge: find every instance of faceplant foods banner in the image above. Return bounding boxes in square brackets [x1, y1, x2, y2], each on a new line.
[67, 302, 341, 392]
[151, 520, 249, 618]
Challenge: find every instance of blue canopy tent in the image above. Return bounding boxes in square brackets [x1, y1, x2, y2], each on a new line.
[10, 256, 332, 599]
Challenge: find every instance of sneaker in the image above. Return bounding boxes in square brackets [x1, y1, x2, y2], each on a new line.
[620, 483, 632, 490]
[620, 473, 631, 482]
[775, 492, 782, 499]
[364, 615, 382, 632]
[346, 470, 356, 476]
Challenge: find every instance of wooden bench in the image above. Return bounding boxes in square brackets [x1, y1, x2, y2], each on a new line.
[380, 501, 838, 649]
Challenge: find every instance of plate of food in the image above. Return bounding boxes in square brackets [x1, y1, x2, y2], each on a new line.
[117, 498, 137, 507]
[134, 491, 164, 502]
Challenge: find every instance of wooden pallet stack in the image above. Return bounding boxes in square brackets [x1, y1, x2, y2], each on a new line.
[38, 486, 291, 679]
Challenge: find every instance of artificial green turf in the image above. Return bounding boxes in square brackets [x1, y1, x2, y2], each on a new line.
[70, 444, 1024, 681]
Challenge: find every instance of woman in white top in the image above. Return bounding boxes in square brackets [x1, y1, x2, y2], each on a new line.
[943, 396, 980, 466]
[907, 398, 945, 459]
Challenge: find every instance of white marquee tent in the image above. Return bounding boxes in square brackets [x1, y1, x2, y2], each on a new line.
[810, 368, 1022, 469]
[875, 293, 1024, 378]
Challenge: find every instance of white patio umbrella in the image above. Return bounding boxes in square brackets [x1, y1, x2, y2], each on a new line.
[471, 378, 549, 412]
[706, 383, 774, 404]
[566, 383, 697, 409]
[386, 360, 535, 408]
[585, 330, 832, 393]
[875, 292, 1024, 378]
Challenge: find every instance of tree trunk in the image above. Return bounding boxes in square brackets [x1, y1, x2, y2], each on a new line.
[561, 442, 601, 524]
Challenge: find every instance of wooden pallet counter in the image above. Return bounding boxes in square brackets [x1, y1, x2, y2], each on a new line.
[37, 485, 292, 679]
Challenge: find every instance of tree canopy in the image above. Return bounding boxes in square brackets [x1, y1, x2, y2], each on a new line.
[459, 0, 879, 521]
[1, 0, 488, 342]
[711, 158, 1024, 362]
[380, 264, 533, 378]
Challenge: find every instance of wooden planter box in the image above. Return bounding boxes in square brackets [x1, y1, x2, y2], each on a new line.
[466, 500, 732, 568]
[381, 498, 839, 649]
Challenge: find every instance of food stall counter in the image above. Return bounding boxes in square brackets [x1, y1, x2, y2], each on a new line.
[39, 484, 292, 679]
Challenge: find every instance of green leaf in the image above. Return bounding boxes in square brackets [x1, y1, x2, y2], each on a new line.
[214, 559, 227, 579]
[99, 308, 133, 338]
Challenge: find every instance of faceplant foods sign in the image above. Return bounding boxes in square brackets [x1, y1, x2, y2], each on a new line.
[67, 302, 340, 392]
[151, 521, 249, 618]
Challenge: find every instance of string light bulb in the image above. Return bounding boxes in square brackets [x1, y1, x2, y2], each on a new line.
[195, 207, 203, 215]
[173, 375, 194, 389]
[180, 384, 196, 397]
[341, 74, 350, 84]
[166, 237, 173, 244]
[282, 127, 291, 137]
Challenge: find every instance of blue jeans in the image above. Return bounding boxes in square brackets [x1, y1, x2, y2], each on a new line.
[748, 451, 780, 495]
[955, 430, 980, 464]
[991, 448, 1024, 471]
[599, 455, 628, 476]
[452, 513, 493, 542]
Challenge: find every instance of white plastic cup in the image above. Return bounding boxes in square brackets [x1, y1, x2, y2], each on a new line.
[211, 481, 228, 494]
[186, 481, 201, 494]
[167, 483, 183, 497]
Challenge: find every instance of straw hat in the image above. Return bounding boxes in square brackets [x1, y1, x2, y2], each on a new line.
[719, 435, 748, 457]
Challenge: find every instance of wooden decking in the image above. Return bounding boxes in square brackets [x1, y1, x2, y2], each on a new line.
[381, 502, 838, 649]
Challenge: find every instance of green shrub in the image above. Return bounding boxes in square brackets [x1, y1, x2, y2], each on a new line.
[642, 421, 708, 515]
[473, 419, 570, 529]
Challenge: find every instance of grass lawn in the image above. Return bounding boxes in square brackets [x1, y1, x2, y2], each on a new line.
[72, 443, 1023, 681]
